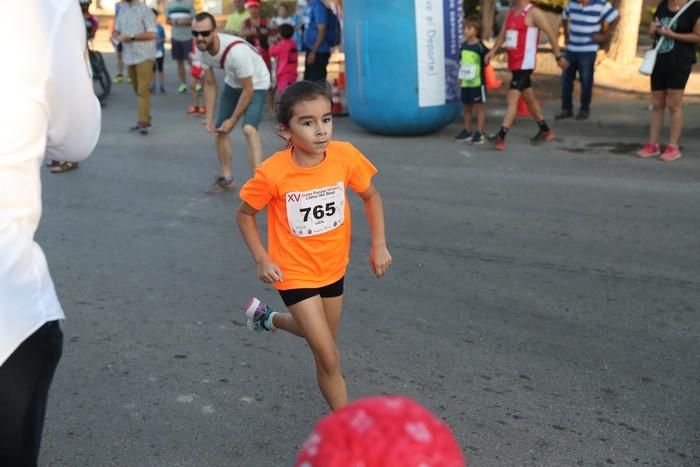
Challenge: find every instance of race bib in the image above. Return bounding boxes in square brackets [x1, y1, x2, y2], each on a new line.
[505, 30, 518, 49]
[286, 182, 345, 237]
[459, 64, 477, 81]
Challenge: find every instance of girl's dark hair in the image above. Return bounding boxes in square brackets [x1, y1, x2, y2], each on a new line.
[276, 80, 333, 127]
[278, 23, 295, 39]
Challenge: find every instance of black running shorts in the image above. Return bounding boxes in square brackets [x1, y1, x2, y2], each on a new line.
[510, 69, 533, 91]
[278, 277, 345, 307]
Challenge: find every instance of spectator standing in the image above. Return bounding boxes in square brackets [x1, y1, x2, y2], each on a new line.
[269, 23, 299, 98]
[294, 0, 311, 52]
[485, 0, 568, 151]
[303, 0, 333, 81]
[241, 0, 272, 70]
[0, 1, 101, 465]
[454, 15, 489, 144]
[114, 0, 157, 135]
[188, 41, 207, 115]
[193, 12, 271, 193]
[557, 0, 619, 120]
[272, 3, 295, 30]
[112, 0, 128, 83]
[637, 0, 700, 161]
[224, 0, 251, 35]
[166, 0, 196, 94]
[153, 9, 167, 94]
[80, 0, 99, 40]
[49, 0, 98, 174]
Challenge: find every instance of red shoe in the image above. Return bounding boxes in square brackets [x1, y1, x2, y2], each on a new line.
[488, 133, 506, 151]
[198, 106, 206, 115]
[530, 129, 555, 143]
[495, 134, 506, 151]
[636, 143, 661, 158]
[187, 106, 199, 115]
[659, 144, 682, 162]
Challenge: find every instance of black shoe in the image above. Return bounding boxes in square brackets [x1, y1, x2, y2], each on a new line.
[130, 122, 151, 134]
[554, 110, 574, 120]
[530, 129, 555, 144]
[575, 110, 590, 120]
[454, 129, 472, 142]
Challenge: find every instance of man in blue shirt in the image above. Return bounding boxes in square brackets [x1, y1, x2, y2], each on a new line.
[303, 0, 332, 81]
[557, 0, 619, 120]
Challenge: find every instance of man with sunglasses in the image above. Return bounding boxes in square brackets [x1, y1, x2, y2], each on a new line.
[192, 11, 271, 194]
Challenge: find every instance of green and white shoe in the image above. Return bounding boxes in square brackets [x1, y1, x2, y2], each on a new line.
[244, 297, 276, 332]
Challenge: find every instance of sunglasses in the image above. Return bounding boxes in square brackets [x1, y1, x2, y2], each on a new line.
[191, 29, 214, 38]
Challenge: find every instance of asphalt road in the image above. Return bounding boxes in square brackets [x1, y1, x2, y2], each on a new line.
[37, 58, 699, 467]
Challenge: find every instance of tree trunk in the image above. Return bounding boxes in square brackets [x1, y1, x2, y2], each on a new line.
[608, 0, 644, 63]
[480, 0, 496, 41]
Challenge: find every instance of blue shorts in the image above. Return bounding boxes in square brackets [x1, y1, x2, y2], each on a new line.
[171, 39, 192, 61]
[215, 85, 267, 129]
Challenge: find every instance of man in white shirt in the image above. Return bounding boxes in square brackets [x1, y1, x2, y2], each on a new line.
[113, 0, 157, 134]
[193, 12, 271, 194]
[0, 1, 101, 464]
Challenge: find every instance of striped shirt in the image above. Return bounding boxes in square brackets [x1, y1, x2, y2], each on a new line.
[115, 1, 156, 65]
[562, 0, 619, 52]
[166, 0, 195, 42]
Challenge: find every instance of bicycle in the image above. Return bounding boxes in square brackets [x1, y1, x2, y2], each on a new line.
[88, 42, 111, 103]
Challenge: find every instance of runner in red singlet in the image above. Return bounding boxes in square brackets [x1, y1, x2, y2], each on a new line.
[486, 0, 569, 151]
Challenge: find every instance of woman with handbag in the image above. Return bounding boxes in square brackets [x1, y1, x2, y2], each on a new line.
[637, 0, 700, 161]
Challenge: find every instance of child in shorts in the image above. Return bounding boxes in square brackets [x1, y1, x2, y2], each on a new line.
[236, 80, 392, 411]
[188, 41, 206, 115]
[454, 16, 489, 144]
[152, 9, 166, 94]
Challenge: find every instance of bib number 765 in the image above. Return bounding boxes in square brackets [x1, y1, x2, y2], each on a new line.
[286, 182, 346, 237]
[300, 202, 336, 222]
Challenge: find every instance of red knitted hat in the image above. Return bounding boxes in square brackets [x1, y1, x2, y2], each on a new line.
[294, 396, 467, 467]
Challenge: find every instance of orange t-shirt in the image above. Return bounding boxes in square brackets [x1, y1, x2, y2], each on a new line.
[239, 141, 378, 290]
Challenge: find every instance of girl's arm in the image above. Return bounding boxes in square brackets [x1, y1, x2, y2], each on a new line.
[358, 184, 392, 278]
[236, 202, 284, 283]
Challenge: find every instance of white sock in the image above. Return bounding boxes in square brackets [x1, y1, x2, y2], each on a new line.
[265, 311, 278, 330]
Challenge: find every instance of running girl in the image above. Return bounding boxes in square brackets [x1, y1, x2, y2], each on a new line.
[236, 80, 392, 411]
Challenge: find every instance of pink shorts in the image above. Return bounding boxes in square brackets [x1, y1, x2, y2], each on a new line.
[276, 75, 297, 96]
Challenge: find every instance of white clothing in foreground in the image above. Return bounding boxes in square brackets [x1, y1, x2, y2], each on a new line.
[0, 0, 101, 365]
